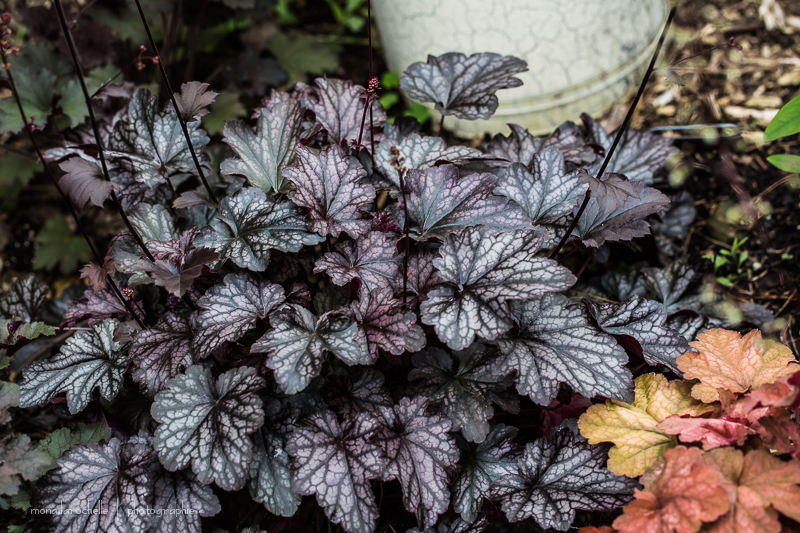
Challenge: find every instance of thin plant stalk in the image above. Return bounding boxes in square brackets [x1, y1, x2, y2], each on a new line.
[367, 0, 375, 156]
[53, 0, 156, 264]
[131, 0, 219, 204]
[438, 114, 445, 137]
[0, 51, 145, 329]
[548, 6, 677, 260]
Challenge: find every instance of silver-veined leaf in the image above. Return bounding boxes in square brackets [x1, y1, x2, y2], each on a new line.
[19, 319, 128, 414]
[130, 312, 196, 396]
[584, 296, 688, 374]
[61, 288, 141, 327]
[152, 465, 222, 533]
[220, 97, 304, 193]
[307, 78, 386, 149]
[488, 425, 637, 531]
[129, 203, 178, 242]
[283, 145, 376, 238]
[286, 409, 388, 533]
[496, 295, 633, 405]
[453, 424, 520, 523]
[402, 164, 530, 239]
[32, 436, 154, 533]
[0, 434, 50, 496]
[248, 398, 301, 517]
[374, 133, 481, 188]
[0, 276, 49, 322]
[314, 231, 401, 292]
[640, 258, 703, 314]
[105, 89, 210, 187]
[582, 113, 678, 186]
[420, 228, 575, 350]
[400, 53, 527, 120]
[195, 187, 323, 272]
[494, 149, 586, 226]
[191, 273, 286, 358]
[151, 365, 265, 491]
[325, 367, 393, 419]
[252, 304, 365, 394]
[393, 249, 443, 303]
[410, 344, 517, 443]
[351, 288, 425, 362]
[376, 396, 459, 529]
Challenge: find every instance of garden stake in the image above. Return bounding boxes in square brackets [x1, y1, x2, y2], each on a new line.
[131, 0, 219, 204]
[548, 6, 677, 260]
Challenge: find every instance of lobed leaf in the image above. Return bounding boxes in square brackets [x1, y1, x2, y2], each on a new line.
[195, 187, 323, 272]
[19, 319, 128, 414]
[169, 81, 218, 122]
[58, 157, 117, 209]
[400, 52, 527, 120]
[489, 425, 638, 531]
[306, 78, 386, 149]
[253, 304, 365, 394]
[0, 276, 49, 322]
[191, 272, 286, 358]
[315, 231, 401, 292]
[421, 228, 575, 350]
[151, 365, 265, 491]
[283, 145, 376, 238]
[351, 288, 425, 361]
[287, 409, 388, 533]
[130, 312, 196, 395]
[496, 294, 633, 406]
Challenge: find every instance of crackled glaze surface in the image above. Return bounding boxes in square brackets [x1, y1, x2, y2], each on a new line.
[373, 0, 668, 136]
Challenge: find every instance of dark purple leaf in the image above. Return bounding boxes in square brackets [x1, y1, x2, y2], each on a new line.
[571, 181, 670, 247]
[105, 89, 210, 188]
[410, 344, 517, 443]
[313, 284, 350, 314]
[420, 228, 575, 350]
[484, 123, 596, 171]
[32, 436, 154, 533]
[130, 312, 196, 395]
[400, 53, 527, 120]
[134, 228, 219, 297]
[640, 258, 703, 314]
[402, 164, 530, 239]
[584, 296, 689, 373]
[283, 145, 376, 238]
[267, 251, 315, 283]
[19, 319, 128, 414]
[221, 97, 304, 194]
[61, 288, 137, 327]
[253, 304, 365, 394]
[151, 365, 265, 490]
[173, 190, 217, 210]
[393, 249, 443, 303]
[306, 78, 386, 148]
[376, 396, 459, 529]
[453, 424, 520, 522]
[582, 113, 678, 186]
[488, 425, 637, 531]
[666, 313, 723, 343]
[0, 276, 49, 322]
[191, 273, 285, 358]
[58, 157, 117, 208]
[286, 409, 388, 533]
[374, 134, 481, 188]
[168, 81, 218, 122]
[651, 191, 696, 238]
[315, 232, 401, 292]
[350, 288, 425, 361]
[576, 171, 641, 212]
[325, 367, 393, 419]
[80, 259, 114, 292]
[195, 187, 323, 272]
[496, 295, 633, 405]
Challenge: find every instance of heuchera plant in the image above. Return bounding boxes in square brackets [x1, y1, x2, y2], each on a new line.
[1, 8, 798, 532]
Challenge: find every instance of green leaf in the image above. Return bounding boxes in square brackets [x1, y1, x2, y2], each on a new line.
[33, 215, 92, 274]
[202, 91, 247, 136]
[0, 151, 39, 209]
[10, 487, 31, 511]
[267, 33, 341, 84]
[0, 434, 51, 496]
[767, 154, 800, 173]
[0, 354, 9, 369]
[38, 422, 113, 466]
[381, 72, 401, 90]
[0, 69, 58, 134]
[405, 103, 431, 124]
[764, 94, 800, 142]
[55, 78, 89, 128]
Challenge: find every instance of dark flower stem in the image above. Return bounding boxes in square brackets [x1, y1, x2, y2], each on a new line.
[367, 0, 375, 156]
[548, 6, 676, 260]
[53, 0, 156, 264]
[0, 51, 145, 329]
[131, 0, 219, 204]
[398, 169, 411, 306]
[438, 114, 445, 137]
